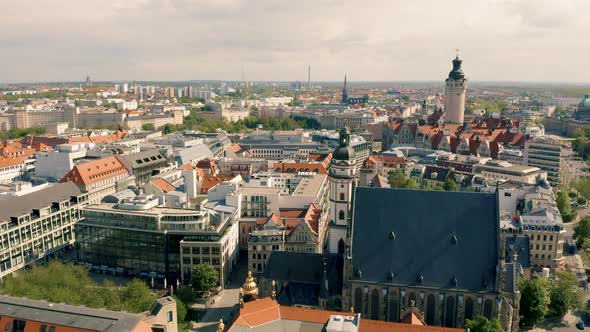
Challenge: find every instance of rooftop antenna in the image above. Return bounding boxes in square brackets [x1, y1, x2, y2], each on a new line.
[308, 65, 311, 89]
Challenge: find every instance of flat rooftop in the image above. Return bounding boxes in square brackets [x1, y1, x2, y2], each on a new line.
[84, 203, 205, 216]
[0, 295, 143, 332]
[0, 182, 82, 221]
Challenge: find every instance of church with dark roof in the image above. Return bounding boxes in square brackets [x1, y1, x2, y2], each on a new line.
[341, 187, 521, 331]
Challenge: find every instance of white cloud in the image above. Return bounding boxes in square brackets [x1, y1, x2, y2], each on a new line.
[0, 0, 588, 83]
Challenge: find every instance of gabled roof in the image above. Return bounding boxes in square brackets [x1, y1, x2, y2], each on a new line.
[229, 297, 466, 332]
[351, 188, 499, 293]
[150, 178, 177, 193]
[60, 156, 128, 186]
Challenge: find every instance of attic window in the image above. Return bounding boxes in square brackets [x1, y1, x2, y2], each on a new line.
[417, 274, 423, 283]
[389, 231, 395, 240]
[451, 276, 458, 287]
[388, 271, 394, 280]
[451, 235, 458, 245]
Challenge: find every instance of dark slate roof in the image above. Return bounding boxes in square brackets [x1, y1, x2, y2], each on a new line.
[351, 187, 499, 293]
[116, 150, 166, 169]
[422, 165, 451, 182]
[276, 283, 319, 307]
[505, 236, 531, 268]
[0, 182, 82, 221]
[263, 252, 343, 297]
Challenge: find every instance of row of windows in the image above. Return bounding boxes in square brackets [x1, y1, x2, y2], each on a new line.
[182, 257, 220, 266]
[182, 246, 219, 255]
[532, 244, 553, 251]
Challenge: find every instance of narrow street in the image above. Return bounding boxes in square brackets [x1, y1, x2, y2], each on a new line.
[191, 258, 248, 331]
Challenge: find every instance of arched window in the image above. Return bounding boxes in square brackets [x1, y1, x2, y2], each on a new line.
[465, 297, 474, 321]
[339, 210, 345, 220]
[389, 295, 399, 322]
[426, 294, 436, 325]
[340, 192, 345, 201]
[354, 288, 363, 314]
[371, 289, 380, 320]
[444, 296, 455, 327]
[483, 299, 493, 319]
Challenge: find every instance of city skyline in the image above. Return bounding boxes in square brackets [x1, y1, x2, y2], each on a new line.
[1, 0, 590, 84]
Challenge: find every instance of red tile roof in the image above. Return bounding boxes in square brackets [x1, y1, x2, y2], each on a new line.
[229, 298, 466, 332]
[59, 156, 128, 186]
[150, 178, 177, 193]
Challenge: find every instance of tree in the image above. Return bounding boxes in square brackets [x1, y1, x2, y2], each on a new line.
[191, 263, 218, 292]
[574, 178, 590, 199]
[172, 295, 188, 324]
[162, 123, 177, 134]
[549, 271, 583, 317]
[574, 217, 590, 248]
[443, 178, 458, 191]
[465, 316, 503, 332]
[556, 191, 576, 222]
[120, 279, 157, 313]
[519, 277, 551, 326]
[175, 285, 196, 304]
[142, 123, 155, 131]
[388, 169, 407, 188]
[0, 261, 156, 314]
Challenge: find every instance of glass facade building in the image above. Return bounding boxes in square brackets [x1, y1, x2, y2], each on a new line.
[77, 196, 238, 285]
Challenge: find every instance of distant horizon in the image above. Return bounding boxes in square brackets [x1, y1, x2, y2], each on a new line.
[2, 1, 590, 84]
[2, 80, 590, 87]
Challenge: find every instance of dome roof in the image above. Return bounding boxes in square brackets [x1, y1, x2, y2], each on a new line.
[448, 56, 465, 81]
[333, 127, 355, 161]
[242, 271, 258, 297]
[333, 145, 355, 161]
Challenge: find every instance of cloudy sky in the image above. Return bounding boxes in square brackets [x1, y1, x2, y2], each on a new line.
[1, 0, 588, 83]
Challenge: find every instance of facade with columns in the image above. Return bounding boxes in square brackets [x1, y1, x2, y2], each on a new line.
[341, 187, 520, 331]
[327, 127, 358, 254]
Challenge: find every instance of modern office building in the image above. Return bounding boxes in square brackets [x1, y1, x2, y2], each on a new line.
[473, 160, 547, 185]
[78, 195, 238, 286]
[523, 136, 562, 187]
[0, 182, 88, 280]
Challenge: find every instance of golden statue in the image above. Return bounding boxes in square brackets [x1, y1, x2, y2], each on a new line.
[242, 271, 258, 302]
[217, 319, 225, 332]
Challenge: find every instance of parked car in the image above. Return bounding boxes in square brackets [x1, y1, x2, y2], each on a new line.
[577, 320, 585, 330]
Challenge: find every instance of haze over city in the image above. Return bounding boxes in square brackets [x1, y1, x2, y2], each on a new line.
[2, 0, 590, 83]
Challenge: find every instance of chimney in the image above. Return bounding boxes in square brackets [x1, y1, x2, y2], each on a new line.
[182, 168, 197, 199]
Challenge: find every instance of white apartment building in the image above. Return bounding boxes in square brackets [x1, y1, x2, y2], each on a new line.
[0, 183, 88, 279]
[35, 142, 94, 180]
[0, 159, 26, 184]
[523, 136, 562, 187]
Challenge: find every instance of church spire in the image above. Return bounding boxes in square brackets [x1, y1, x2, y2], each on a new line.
[341, 74, 348, 104]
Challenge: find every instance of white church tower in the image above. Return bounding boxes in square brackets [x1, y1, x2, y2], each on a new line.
[444, 54, 467, 124]
[328, 127, 358, 254]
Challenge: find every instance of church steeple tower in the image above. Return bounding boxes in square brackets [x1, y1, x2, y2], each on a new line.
[328, 127, 358, 254]
[341, 75, 349, 104]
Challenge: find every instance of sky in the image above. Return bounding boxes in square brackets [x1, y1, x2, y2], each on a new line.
[1, 0, 589, 83]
